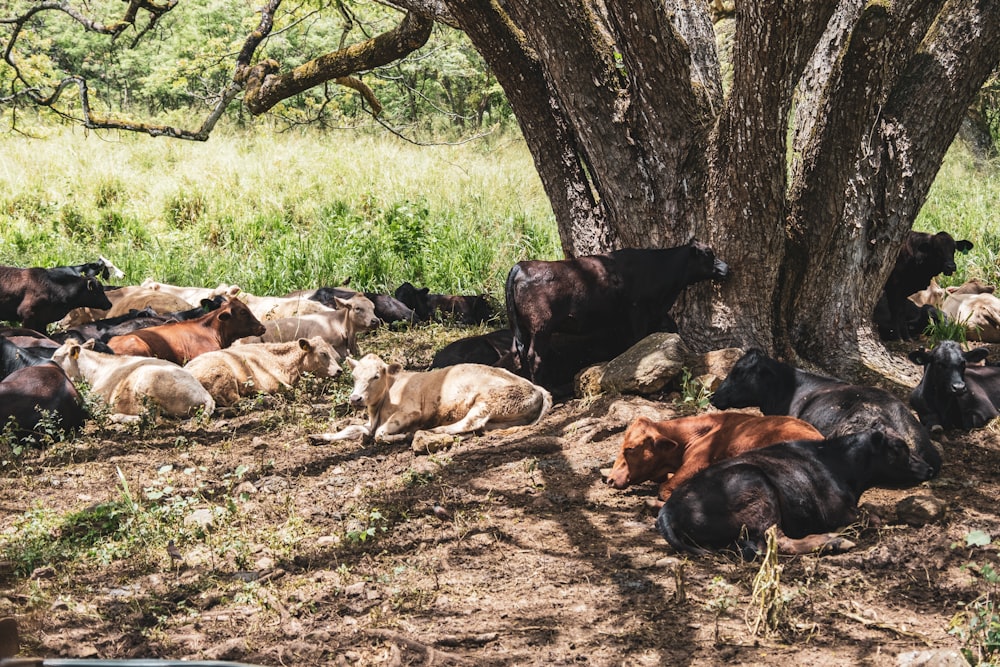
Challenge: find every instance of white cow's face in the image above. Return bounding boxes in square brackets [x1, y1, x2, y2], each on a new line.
[347, 354, 393, 409]
[51, 342, 81, 378]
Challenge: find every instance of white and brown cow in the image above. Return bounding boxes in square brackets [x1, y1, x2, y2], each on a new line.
[185, 337, 342, 407]
[311, 354, 552, 443]
[52, 339, 214, 422]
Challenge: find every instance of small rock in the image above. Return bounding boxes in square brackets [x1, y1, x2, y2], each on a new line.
[184, 508, 216, 529]
[897, 649, 968, 666]
[411, 430, 459, 454]
[896, 495, 948, 526]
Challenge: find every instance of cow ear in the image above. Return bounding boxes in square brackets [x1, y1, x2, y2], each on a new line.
[965, 347, 990, 364]
[82, 339, 97, 350]
[387, 363, 403, 374]
[957, 240, 974, 254]
[345, 357, 358, 370]
[219, 310, 232, 321]
[650, 436, 679, 453]
[908, 349, 931, 366]
[298, 338, 312, 351]
[334, 296, 349, 309]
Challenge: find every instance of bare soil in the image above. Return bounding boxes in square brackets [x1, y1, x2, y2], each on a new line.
[2, 329, 999, 667]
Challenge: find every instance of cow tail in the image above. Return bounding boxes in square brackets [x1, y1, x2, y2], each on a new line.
[656, 503, 710, 556]
[504, 265, 526, 367]
[531, 387, 554, 425]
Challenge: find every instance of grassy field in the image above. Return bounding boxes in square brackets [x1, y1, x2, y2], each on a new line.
[0, 127, 997, 297]
[0, 127, 560, 298]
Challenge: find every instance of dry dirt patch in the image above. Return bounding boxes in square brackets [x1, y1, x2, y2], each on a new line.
[1, 330, 999, 666]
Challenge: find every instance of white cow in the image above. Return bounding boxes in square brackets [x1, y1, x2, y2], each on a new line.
[311, 354, 553, 443]
[250, 294, 379, 358]
[52, 339, 215, 422]
[141, 279, 242, 304]
[185, 337, 342, 407]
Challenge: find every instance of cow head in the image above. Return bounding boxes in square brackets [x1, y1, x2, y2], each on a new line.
[687, 241, 730, 284]
[345, 354, 402, 409]
[909, 341, 989, 396]
[297, 337, 342, 379]
[710, 348, 782, 410]
[909, 231, 974, 276]
[394, 282, 433, 320]
[606, 416, 683, 489]
[334, 295, 381, 331]
[51, 339, 98, 380]
[216, 298, 266, 342]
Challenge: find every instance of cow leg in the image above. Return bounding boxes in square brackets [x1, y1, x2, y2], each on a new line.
[309, 424, 371, 442]
[428, 403, 493, 435]
[373, 412, 422, 442]
[774, 527, 856, 555]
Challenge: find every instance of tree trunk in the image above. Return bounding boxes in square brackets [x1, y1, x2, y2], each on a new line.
[437, 0, 1000, 374]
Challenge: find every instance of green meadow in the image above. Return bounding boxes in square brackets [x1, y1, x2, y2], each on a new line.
[0, 127, 997, 297]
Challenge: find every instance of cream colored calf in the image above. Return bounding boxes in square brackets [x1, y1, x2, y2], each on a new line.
[312, 354, 552, 443]
[185, 337, 342, 406]
[52, 339, 214, 422]
[254, 294, 379, 358]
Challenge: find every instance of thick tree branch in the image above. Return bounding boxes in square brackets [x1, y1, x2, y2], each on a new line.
[242, 10, 433, 115]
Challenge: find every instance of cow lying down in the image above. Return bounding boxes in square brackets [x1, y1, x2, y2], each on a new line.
[606, 413, 822, 502]
[311, 354, 552, 443]
[185, 337, 342, 408]
[656, 431, 934, 558]
[52, 339, 214, 423]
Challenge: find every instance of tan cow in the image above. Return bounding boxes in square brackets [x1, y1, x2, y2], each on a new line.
[185, 337, 342, 407]
[311, 354, 552, 443]
[107, 288, 194, 317]
[141, 279, 242, 304]
[57, 285, 149, 328]
[942, 292, 1000, 343]
[250, 294, 379, 358]
[238, 293, 336, 321]
[52, 339, 214, 422]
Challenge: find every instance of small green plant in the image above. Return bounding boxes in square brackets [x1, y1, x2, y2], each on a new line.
[949, 530, 1000, 665]
[345, 507, 389, 544]
[924, 310, 972, 347]
[677, 368, 713, 411]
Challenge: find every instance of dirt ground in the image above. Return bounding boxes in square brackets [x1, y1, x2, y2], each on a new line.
[1, 328, 999, 667]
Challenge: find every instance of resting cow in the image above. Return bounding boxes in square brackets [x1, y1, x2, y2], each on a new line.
[254, 294, 379, 358]
[606, 413, 823, 501]
[0, 362, 86, 446]
[0, 265, 113, 332]
[185, 337, 342, 407]
[505, 240, 728, 382]
[107, 297, 265, 365]
[430, 329, 515, 369]
[710, 348, 940, 481]
[909, 341, 1000, 432]
[140, 280, 241, 304]
[107, 288, 194, 318]
[311, 354, 552, 443]
[309, 286, 416, 325]
[53, 339, 214, 422]
[655, 431, 934, 558]
[941, 293, 1000, 343]
[881, 230, 972, 340]
[395, 282, 495, 325]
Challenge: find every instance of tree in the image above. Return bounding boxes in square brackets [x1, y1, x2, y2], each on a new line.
[3, 0, 998, 375]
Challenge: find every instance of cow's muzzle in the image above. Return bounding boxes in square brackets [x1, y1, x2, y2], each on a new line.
[712, 259, 730, 281]
[349, 394, 365, 408]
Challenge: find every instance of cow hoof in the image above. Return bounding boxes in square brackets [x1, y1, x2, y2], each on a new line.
[644, 497, 665, 512]
[930, 424, 944, 439]
[307, 433, 333, 444]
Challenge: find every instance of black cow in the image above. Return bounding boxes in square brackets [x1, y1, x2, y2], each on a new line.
[0, 265, 114, 332]
[430, 329, 515, 369]
[0, 363, 86, 447]
[656, 431, 933, 558]
[310, 287, 416, 325]
[61, 256, 125, 281]
[395, 282, 495, 325]
[1, 336, 55, 379]
[710, 348, 941, 480]
[872, 294, 942, 341]
[881, 231, 973, 340]
[505, 241, 729, 382]
[909, 341, 1000, 432]
[53, 296, 225, 345]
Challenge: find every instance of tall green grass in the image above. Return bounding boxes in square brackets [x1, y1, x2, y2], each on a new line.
[0, 127, 560, 297]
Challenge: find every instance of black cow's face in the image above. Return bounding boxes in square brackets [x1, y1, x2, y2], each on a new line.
[913, 232, 974, 276]
[864, 431, 935, 484]
[710, 348, 771, 409]
[909, 340, 989, 396]
[688, 241, 729, 283]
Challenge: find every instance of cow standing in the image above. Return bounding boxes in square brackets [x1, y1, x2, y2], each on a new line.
[505, 241, 728, 383]
[710, 348, 941, 481]
[881, 231, 973, 340]
[656, 431, 934, 558]
[909, 341, 1000, 432]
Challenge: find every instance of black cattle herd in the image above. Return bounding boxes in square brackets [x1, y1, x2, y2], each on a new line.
[2, 231, 1000, 558]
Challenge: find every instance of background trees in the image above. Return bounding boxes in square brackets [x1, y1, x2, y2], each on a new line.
[3, 1, 999, 374]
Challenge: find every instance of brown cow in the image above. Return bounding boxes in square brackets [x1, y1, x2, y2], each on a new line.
[107, 297, 265, 365]
[606, 413, 823, 502]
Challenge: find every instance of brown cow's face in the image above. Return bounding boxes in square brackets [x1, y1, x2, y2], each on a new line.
[219, 298, 266, 338]
[607, 421, 682, 489]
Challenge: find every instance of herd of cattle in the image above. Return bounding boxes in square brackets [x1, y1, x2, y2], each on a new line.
[2, 229, 1000, 558]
